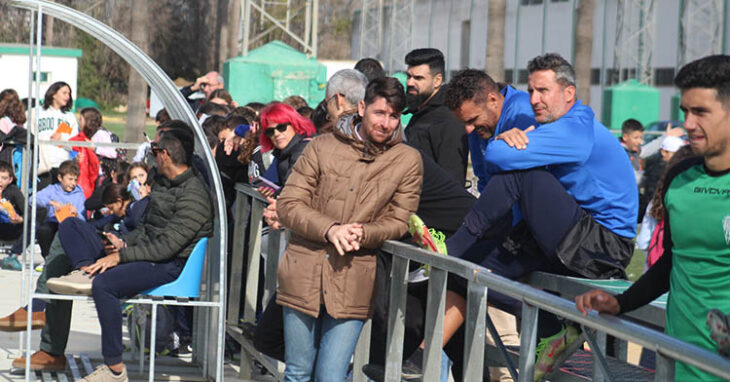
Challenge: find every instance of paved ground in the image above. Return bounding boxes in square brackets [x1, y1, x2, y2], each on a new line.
[0, 266, 269, 381]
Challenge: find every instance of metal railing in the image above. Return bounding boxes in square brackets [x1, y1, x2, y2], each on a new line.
[231, 183, 730, 381]
[227, 183, 287, 380]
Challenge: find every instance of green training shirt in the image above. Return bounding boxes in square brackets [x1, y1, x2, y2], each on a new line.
[665, 162, 730, 381]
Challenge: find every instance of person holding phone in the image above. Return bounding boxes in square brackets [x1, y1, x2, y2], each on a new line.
[0, 181, 151, 345]
[45, 182, 151, 295]
[255, 103, 316, 199]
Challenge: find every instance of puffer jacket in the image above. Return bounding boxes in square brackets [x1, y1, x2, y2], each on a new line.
[276, 122, 423, 320]
[119, 167, 213, 263]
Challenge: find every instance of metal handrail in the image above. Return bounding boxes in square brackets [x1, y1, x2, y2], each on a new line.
[233, 182, 730, 381]
[382, 240, 730, 380]
[37, 139, 144, 150]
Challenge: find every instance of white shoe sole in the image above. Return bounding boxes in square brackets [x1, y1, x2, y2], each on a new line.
[47, 279, 92, 296]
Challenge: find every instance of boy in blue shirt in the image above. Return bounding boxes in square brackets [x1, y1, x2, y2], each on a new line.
[3, 160, 85, 271]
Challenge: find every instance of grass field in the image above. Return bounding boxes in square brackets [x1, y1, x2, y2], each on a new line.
[104, 120, 157, 142]
[626, 248, 645, 282]
[98, 109, 157, 142]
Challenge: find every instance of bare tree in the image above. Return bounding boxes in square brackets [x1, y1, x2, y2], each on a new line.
[124, 0, 149, 143]
[486, 0, 506, 82]
[227, 0, 241, 59]
[44, 15, 54, 45]
[574, 0, 595, 105]
[218, 0, 230, 69]
[208, 0, 219, 70]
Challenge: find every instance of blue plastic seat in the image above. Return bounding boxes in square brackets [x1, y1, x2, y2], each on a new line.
[12, 146, 23, 188]
[143, 237, 208, 298]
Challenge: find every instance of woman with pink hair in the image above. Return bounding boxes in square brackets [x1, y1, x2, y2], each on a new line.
[258, 102, 316, 187]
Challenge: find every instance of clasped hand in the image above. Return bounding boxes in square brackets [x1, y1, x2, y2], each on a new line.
[263, 197, 281, 230]
[326, 223, 363, 256]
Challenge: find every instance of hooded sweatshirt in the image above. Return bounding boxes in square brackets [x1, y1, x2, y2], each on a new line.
[36, 183, 86, 223]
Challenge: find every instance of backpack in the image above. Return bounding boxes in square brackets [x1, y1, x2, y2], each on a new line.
[647, 219, 665, 268]
[108, 130, 127, 161]
[126, 304, 179, 356]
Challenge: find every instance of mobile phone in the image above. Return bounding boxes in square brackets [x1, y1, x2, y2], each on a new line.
[251, 176, 281, 192]
[97, 231, 108, 240]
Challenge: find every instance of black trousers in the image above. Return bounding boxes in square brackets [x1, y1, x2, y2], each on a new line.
[11, 221, 58, 258]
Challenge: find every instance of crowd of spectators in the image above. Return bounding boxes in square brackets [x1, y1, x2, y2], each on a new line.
[0, 51, 727, 382]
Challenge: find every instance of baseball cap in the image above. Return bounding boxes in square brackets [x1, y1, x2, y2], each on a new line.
[660, 136, 685, 153]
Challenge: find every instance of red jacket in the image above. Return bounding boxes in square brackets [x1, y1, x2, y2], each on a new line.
[69, 132, 100, 199]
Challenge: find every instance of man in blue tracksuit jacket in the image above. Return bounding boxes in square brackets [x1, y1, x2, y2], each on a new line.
[468, 84, 537, 193]
[442, 56, 638, 379]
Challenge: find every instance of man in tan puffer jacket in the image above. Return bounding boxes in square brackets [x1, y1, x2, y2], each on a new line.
[276, 77, 423, 381]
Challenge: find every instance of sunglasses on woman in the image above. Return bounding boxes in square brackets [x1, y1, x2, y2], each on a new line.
[264, 123, 289, 137]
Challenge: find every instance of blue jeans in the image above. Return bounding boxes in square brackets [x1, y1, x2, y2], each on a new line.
[441, 350, 452, 382]
[283, 306, 364, 382]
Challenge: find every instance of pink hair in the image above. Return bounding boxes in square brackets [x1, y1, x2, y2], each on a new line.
[258, 102, 316, 152]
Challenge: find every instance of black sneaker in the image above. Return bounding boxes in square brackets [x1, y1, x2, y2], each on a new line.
[177, 335, 193, 355]
[400, 358, 423, 381]
[241, 322, 257, 341]
[361, 364, 385, 382]
[361, 361, 422, 382]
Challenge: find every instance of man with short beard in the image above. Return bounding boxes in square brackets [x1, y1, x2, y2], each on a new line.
[448, 69, 538, 193]
[404, 48, 468, 186]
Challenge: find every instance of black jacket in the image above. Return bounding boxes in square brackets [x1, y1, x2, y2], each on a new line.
[180, 85, 204, 113]
[273, 134, 309, 186]
[416, 153, 475, 236]
[1, 183, 25, 217]
[638, 153, 665, 221]
[404, 85, 468, 186]
[0, 124, 29, 168]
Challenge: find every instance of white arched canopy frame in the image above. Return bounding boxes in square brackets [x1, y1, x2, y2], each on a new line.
[8, 1, 227, 380]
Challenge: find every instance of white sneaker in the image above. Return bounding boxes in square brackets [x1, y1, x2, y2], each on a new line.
[81, 364, 128, 382]
[407, 268, 429, 283]
[47, 269, 95, 296]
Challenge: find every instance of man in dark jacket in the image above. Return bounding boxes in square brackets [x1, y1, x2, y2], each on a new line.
[180, 71, 225, 113]
[403, 48, 468, 186]
[14, 125, 213, 380]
